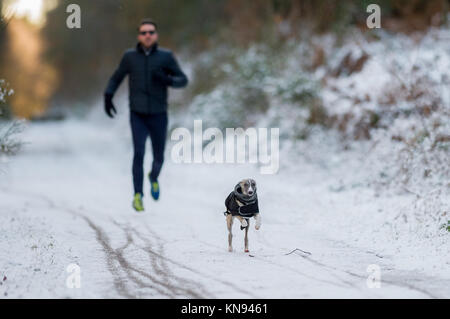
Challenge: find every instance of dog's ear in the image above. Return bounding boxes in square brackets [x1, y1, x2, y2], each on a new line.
[250, 179, 257, 190]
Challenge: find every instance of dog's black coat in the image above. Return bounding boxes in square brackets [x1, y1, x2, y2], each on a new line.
[224, 192, 259, 218]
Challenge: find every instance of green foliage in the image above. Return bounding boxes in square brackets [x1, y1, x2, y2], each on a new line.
[444, 221, 450, 232]
[275, 73, 319, 105]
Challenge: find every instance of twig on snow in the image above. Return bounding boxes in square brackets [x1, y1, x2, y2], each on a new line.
[285, 248, 312, 256]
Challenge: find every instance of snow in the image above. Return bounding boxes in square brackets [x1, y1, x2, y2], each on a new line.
[1, 23, 449, 300]
[0, 113, 449, 298]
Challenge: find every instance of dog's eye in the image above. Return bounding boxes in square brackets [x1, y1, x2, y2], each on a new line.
[251, 182, 256, 187]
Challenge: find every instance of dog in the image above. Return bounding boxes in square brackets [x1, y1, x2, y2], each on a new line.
[224, 179, 261, 253]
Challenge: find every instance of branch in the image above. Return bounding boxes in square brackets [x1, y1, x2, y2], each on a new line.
[285, 248, 312, 256]
[0, 120, 25, 155]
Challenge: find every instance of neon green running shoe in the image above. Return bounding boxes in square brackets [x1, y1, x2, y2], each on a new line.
[132, 193, 144, 212]
[148, 173, 160, 201]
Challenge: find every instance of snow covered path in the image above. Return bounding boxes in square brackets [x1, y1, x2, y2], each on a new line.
[0, 119, 449, 298]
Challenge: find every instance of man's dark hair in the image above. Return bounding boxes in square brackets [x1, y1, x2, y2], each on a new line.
[138, 19, 158, 31]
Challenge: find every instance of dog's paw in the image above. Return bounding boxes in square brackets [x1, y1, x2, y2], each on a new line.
[254, 215, 261, 230]
[228, 247, 233, 252]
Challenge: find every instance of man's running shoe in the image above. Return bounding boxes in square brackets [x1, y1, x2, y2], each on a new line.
[132, 193, 144, 212]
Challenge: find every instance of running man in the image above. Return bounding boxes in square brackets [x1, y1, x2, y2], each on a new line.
[104, 19, 188, 211]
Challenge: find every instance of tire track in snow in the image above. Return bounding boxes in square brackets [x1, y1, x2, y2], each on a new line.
[286, 245, 439, 299]
[82, 215, 206, 298]
[132, 224, 258, 298]
[254, 231, 367, 293]
[252, 226, 439, 298]
[2, 186, 254, 298]
[81, 216, 211, 299]
[111, 219, 212, 298]
[193, 235, 355, 292]
[0, 187, 212, 298]
[3, 187, 444, 298]
[81, 216, 146, 298]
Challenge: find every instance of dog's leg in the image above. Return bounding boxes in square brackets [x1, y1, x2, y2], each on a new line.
[254, 213, 261, 230]
[226, 214, 233, 252]
[235, 215, 248, 229]
[244, 219, 250, 253]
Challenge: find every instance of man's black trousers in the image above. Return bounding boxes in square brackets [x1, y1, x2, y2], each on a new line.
[130, 111, 168, 195]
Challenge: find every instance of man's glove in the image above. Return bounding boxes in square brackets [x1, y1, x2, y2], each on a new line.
[152, 68, 173, 86]
[104, 94, 117, 118]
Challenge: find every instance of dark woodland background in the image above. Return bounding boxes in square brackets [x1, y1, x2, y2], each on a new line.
[0, 0, 448, 119]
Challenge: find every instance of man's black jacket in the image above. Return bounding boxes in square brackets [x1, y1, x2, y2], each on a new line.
[105, 42, 188, 114]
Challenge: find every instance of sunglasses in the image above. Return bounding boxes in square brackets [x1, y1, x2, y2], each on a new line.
[139, 30, 156, 36]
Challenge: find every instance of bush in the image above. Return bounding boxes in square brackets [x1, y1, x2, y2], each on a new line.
[187, 44, 323, 131]
[0, 120, 24, 155]
[0, 79, 13, 118]
[0, 79, 23, 156]
[274, 73, 319, 105]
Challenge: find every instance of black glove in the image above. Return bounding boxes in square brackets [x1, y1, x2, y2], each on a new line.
[104, 94, 117, 118]
[152, 68, 173, 86]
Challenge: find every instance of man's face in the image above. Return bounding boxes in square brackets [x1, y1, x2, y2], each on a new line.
[138, 24, 158, 48]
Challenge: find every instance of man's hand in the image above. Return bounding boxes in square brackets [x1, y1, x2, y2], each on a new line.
[104, 94, 117, 118]
[152, 68, 173, 86]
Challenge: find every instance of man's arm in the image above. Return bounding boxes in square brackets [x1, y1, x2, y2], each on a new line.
[165, 52, 188, 88]
[105, 53, 130, 96]
[104, 53, 129, 118]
